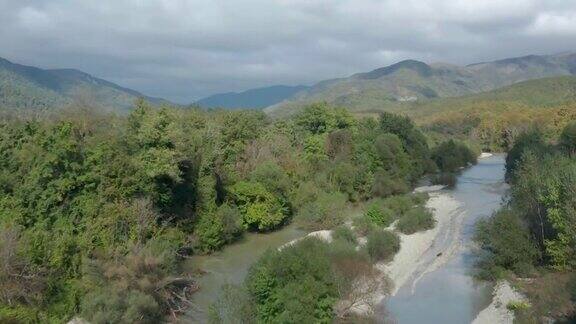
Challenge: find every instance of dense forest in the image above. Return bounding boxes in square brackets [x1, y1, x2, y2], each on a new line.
[475, 122, 576, 322]
[0, 101, 475, 323]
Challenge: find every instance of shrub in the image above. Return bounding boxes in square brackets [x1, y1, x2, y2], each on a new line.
[396, 206, 435, 234]
[364, 229, 400, 262]
[371, 171, 409, 198]
[506, 300, 531, 311]
[332, 226, 357, 245]
[195, 213, 226, 252]
[431, 172, 457, 188]
[432, 140, 477, 173]
[208, 284, 255, 324]
[229, 181, 288, 231]
[289, 181, 321, 211]
[559, 121, 576, 156]
[352, 216, 376, 237]
[246, 238, 338, 323]
[195, 204, 243, 253]
[364, 200, 394, 226]
[382, 193, 427, 216]
[80, 250, 194, 324]
[296, 192, 347, 230]
[249, 161, 290, 197]
[475, 208, 540, 279]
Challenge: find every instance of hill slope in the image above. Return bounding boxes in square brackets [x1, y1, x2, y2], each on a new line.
[409, 76, 576, 150]
[0, 57, 169, 111]
[267, 53, 576, 116]
[195, 84, 309, 109]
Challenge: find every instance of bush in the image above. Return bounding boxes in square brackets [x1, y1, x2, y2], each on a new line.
[249, 161, 290, 197]
[208, 284, 255, 324]
[371, 171, 409, 198]
[332, 226, 357, 245]
[352, 216, 376, 237]
[80, 250, 194, 324]
[506, 300, 531, 311]
[431, 172, 457, 188]
[195, 204, 243, 253]
[289, 181, 321, 211]
[396, 206, 435, 234]
[229, 181, 288, 231]
[296, 192, 347, 230]
[431, 140, 477, 173]
[475, 208, 540, 279]
[246, 238, 338, 323]
[364, 229, 400, 262]
[382, 194, 427, 216]
[364, 200, 394, 226]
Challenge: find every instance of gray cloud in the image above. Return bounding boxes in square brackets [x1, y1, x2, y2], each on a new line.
[1, 0, 576, 103]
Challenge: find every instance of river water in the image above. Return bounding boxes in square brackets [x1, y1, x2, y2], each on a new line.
[184, 154, 507, 323]
[385, 154, 508, 323]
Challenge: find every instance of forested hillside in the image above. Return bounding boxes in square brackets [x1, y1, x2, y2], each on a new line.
[0, 101, 474, 323]
[415, 76, 576, 150]
[267, 53, 576, 117]
[0, 57, 168, 112]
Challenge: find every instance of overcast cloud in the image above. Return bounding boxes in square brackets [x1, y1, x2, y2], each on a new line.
[1, 0, 576, 102]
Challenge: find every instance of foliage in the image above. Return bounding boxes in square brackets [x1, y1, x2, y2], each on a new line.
[504, 128, 547, 180]
[0, 100, 437, 321]
[352, 216, 376, 237]
[431, 139, 477, 172]
[295, 191, 347, 230]
[229, 181, 287, 231]
[379, 112, 433, 177]
[559, 121, 576, 156]
[195, 204, 243, 253]
[364, 229, 400, 262]
[363, 200, 394, 227]
[80, 250, 194, 324]
[331, 226, 357, 245]
[208, 284, 255, 324]
[475, 209, 540, 279]
[246, 238, 338, 323]
[477, 122, 576, 285]
[396, 206, 435, 234]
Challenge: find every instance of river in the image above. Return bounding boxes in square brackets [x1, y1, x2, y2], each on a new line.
[183, 154, 507, 323]
[384, 153, 508, 323]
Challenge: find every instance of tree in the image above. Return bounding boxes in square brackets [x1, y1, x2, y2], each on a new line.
[559, 121, 576, 157]
[229, 181, 287, 231]
[431, 139, 477, 172]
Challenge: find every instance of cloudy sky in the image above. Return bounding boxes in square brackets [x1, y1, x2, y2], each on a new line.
[1, 0, 576, 102]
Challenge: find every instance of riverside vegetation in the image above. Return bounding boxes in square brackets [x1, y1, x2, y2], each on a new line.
[475, 122, 576, 322]
[0, 101, 476, 323]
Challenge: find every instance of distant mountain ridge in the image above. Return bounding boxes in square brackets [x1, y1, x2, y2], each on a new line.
[0, 57, 169, 111]
[266, 52, 576, 116]
[195, 84, 309, 109]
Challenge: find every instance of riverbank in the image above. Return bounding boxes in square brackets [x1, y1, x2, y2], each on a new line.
[472, 281, 527, 324]
[379, 190, 463, 296]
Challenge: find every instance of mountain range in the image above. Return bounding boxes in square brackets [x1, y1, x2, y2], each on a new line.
[0, 57, 168, 112]
[195, 85, 309, 109]
[265, 52, 576, 116]
[1, 52, 576, 113]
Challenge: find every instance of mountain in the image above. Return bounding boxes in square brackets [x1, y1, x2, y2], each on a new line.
[0, 57, 169, 112]
[266, 52, 576, 117]
[196, 84, 309, 109]
[409, 76, 576, 150]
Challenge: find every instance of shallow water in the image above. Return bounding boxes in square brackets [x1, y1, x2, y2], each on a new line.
[182, 223, 305, 321]
[384, 154, 507, 323]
